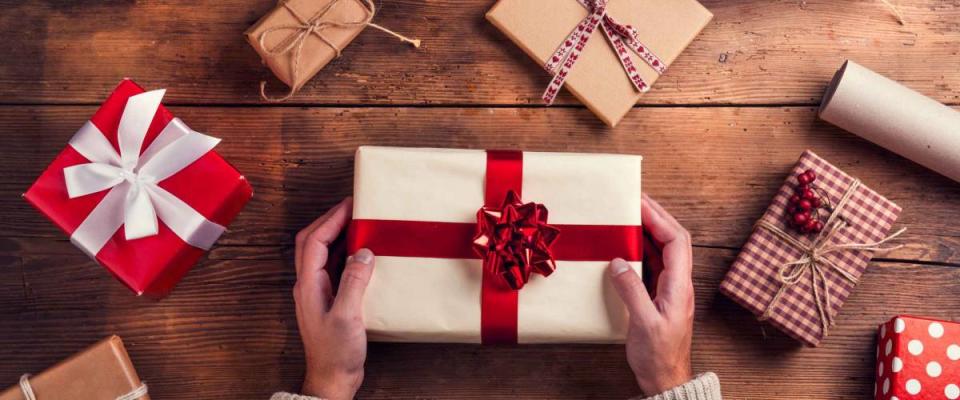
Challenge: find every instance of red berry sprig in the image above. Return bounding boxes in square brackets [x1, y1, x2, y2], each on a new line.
[786, 169, 826, 234]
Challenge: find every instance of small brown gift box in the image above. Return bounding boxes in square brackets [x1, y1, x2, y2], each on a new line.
[486, 0, 712, 127]
[246, 0, 372, 97]
[0, 336, 148, 400]
[719, 150, 902, 347]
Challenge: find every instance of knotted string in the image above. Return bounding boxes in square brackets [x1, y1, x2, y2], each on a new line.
[19, 374, 148, 400]
[258, 0, 421, 102]
[756, 179, 906, 338]
[878, 0, 906, 25]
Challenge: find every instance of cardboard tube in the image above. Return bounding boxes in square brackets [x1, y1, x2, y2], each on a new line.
[819, 60, 960, 183]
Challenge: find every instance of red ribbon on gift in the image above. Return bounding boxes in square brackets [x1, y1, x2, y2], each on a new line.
[347, 150, 642, 344]
[542, 0, 667, 105]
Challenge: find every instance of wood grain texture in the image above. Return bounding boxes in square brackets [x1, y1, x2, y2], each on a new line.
[2, 243, 960, 399]
[0, 1, 958, 105]
[2, 106, 959, 263]
[3, 1, 960, 398]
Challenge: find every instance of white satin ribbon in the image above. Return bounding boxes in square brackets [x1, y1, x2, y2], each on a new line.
[63, 89, 226, 257]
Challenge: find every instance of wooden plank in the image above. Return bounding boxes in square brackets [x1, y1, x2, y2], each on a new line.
[1, 245, 958, 399]
[2, 106, 959, 263]
[0, 1, 958, 105]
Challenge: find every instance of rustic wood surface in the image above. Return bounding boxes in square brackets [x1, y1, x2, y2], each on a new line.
[1, 1, 959, 399]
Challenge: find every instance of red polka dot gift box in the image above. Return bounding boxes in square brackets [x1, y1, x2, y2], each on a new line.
[875, 316, 960, 400]
[23, 80, 253, 297]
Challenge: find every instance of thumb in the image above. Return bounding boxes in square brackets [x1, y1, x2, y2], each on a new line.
[333, 248, 375, 316]
[609, 258, 658, 321]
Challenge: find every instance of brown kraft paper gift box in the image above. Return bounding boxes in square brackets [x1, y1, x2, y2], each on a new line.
[487, 0, 713, 127]
[719, 150, 902, 347]
[246, 0, 371, 96]
[0, 336, 148, 400]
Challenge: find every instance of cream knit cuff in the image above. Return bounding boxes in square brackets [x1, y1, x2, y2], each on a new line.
[634, 372, 722, 400]
[270, 393, 324, 400]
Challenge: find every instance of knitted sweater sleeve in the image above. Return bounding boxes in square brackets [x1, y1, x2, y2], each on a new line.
[270, 393, 323, 400]
[630, 373, 722, 400]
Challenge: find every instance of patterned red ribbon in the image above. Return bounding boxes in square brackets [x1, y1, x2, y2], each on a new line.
[347, 150, 643, 344]
[542, 0, 667, 105]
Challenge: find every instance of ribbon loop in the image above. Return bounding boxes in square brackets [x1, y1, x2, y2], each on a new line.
[542, 0, 667, 105]
[64, 89, 227, 255]
[473, 191, 560, 290]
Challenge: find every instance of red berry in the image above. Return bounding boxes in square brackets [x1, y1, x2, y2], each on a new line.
[789, 195, 801, 205]
[793, 212, 809, 226]
[798, 199, 812, 211]
[805, 169, 817, 182]
[802, 188, 816, 200]
[798, 173, 811, 185]
[812, 220, 824, 233]
[804, 219, 818, 232]
[811, 197, 822, 208]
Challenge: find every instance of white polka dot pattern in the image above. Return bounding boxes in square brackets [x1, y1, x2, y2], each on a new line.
[874, 316, 960, 400]
[908, 340, 924, 356]
[948, 384, 960, 400]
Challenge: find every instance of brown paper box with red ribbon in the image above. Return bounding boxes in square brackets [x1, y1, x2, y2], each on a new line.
[347, 146, 644, 344]
[487, 0, 712, 127]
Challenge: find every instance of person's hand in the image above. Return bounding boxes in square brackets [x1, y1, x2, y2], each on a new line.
[609, 193, 695, 396]
[294, 197, 375, 400]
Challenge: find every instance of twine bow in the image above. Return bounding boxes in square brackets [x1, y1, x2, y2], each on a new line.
[757, 179, 905, 338]
[258, 0, 421, 102]
[542, 0, 666, 105]
[19, 374, 148, 400]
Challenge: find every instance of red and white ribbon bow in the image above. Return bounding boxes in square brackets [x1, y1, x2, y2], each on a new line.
[63, 90, 225, 257]
[543, 0, 666, 105]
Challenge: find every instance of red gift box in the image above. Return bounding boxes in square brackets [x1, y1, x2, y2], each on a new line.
[875, 316, 960, 399]
[24, 80, 252, 297]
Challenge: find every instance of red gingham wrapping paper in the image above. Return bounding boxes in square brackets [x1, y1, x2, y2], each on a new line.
[719, 150, 901, 346]
[875, 316, 960, 399]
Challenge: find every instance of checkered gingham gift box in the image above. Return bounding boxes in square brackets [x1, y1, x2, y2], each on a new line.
[719, 150, 901, 346]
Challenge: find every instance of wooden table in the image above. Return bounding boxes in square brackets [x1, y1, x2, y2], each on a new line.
[2, 1, 959, 398]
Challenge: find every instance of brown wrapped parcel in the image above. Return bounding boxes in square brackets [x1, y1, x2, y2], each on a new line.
[487, 0, 712, 127]
[0, 336, 148, 400]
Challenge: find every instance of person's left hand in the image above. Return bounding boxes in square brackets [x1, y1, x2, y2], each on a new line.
[293, 197, 376, 400]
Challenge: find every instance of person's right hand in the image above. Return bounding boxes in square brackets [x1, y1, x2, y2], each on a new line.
[609, 193, 695, 396]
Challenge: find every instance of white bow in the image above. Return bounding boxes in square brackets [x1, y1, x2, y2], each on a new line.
[64, 89, 226, 257]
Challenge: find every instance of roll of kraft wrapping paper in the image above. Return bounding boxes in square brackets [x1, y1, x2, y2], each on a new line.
[819, 60, 960, 183]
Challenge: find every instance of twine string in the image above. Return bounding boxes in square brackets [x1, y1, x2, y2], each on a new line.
[756, 179, 906, 338]
[258, 0, 421, 102]
[19, 374, 148, 400]
[878, 0, 906, 25]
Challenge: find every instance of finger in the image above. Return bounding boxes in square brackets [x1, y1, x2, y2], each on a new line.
[294, 267, 335, 325]
[643, 233, 664, 296]
[642, 194, 694, 306]
[609, 258, 659, 322]
[295, 199, 347, 277]
[641, 193, 686, 246]
[298, 197, 353, 279]
[332, 248, 375, 316]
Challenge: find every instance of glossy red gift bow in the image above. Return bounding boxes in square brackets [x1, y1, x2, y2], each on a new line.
[347, 150, 643, 344]
[542, 0, 667, 105]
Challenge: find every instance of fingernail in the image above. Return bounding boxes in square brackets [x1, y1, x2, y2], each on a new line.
[610, 258, 630, 276]
[353, 248, 374, 265]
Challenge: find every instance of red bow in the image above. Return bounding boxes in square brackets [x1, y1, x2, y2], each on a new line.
[472, 191, 561, 290]
[542, 0, 667, 105]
